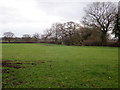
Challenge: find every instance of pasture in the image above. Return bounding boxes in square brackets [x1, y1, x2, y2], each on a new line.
[2, 43, 118, 88]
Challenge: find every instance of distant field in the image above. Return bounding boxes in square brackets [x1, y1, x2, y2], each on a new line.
[2, 43, 118, 88]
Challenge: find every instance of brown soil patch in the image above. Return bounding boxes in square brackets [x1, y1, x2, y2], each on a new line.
[2, 60, 46, 68]
[1, 60, 51, 73]
[2, 60, 23, 69]
[2, 69, 10, 73]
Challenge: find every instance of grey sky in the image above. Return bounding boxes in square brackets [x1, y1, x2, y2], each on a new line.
[0, 0, 119, 37]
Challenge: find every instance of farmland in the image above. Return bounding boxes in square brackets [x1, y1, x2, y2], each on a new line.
[2, 43, 118, 88]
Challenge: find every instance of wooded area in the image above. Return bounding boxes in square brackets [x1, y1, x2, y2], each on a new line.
[1, 2, 120, 47]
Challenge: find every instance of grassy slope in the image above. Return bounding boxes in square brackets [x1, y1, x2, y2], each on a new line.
[2, 43, 118, 88]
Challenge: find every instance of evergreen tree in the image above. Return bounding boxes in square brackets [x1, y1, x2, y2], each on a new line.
[113, 2, 120, 42]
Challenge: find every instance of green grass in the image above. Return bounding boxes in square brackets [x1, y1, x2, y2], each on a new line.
[2, 43, 119, 88]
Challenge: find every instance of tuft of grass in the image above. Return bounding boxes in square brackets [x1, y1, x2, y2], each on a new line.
[2, 43, 118, 88]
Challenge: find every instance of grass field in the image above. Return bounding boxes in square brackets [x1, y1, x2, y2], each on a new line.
[2, 43, 119, 88]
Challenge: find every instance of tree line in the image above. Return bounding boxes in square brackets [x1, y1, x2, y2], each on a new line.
[1, 2, 120, 46]
[2, 32, 40, 43]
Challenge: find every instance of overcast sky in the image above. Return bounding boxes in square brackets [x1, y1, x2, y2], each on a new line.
[0, 0, 119, 37]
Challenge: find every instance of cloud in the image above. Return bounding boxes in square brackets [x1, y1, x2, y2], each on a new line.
[0, 0, 65, 36]
[0, 0, 117, 37]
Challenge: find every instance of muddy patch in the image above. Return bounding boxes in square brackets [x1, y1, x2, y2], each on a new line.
[2, 60, 23, 69]
[2, 60, 46, 68]
[2, 60, 53, 73]
[2, 69, 10, 73]
[2, 60, 23, 73]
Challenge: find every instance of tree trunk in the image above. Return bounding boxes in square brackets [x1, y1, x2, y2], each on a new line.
[55, 37, 58, 44]
[101, 32, 107, 46]
[117, 34, 120, 42]
[8, 38, 10, 43]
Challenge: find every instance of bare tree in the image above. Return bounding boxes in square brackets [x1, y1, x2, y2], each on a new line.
[42, 28, 53, 42]
[22, 34, 31, 42]
[82, 2, 117, 45]
[50, 23, 63, 44]
[61, 21, 82, 45]
[42, 21, 85, 45]
[42, 23, 63, 43]
[32, 33, 40, 42]
[3, 32, 14, 42]
[43, 21, 83, 45]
